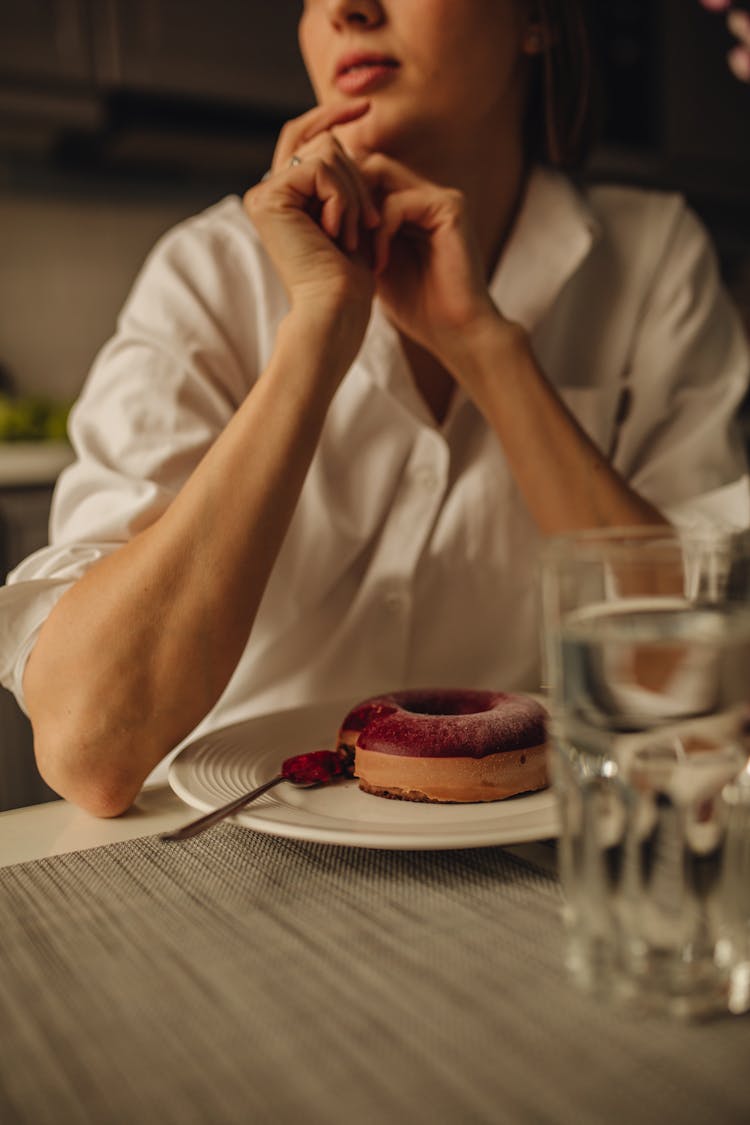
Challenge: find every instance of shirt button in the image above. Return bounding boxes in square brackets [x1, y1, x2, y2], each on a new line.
[384, 591, 409, 615]
[413, 466, 439, 490]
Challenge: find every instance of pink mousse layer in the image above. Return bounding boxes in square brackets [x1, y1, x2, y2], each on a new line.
[340, 689, 547, 759]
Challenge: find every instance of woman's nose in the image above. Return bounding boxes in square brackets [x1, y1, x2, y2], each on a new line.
[326, 0, 385, 30]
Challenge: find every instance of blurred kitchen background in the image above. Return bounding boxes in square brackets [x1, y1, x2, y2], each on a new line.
[0, 0, 749, 809]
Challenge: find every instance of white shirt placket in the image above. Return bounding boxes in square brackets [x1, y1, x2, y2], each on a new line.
[353, 425, 450, 684]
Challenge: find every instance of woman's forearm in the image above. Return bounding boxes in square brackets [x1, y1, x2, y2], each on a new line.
[450, 317, 667, 534]
[24, 310, 358, 816]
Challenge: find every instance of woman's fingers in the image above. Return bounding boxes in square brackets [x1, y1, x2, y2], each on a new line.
[359, 153, 446, 270]
[257, 126, 474, 272]
[727, 9, 750, 79]
[314, 144, 367, 250]
[373, 188, 419, 274]
[335, 146, 381, 235]
[273, 100, 371, 171]
[700, 2, 750, 81]
[358, 152, 425, 197]
[304, 148, 366, 250]
[253, 145, 364, 254]
[291, 139, 379, 252]
[728, 43, 750, 79]
[728, 7, 750, 46]
[328, 147, 380, 249]
[373, 185, 464, 273]
[338, 162, 362, 252]
[265, 109, 380, 252]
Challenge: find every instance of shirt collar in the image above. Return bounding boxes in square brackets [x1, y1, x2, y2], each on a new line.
[489, 165, 600, 332]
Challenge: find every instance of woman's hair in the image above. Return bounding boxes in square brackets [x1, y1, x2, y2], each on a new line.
[525, 0, 600, 170]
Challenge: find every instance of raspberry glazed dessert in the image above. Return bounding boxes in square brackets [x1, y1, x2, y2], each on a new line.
[337, 689, 548, 803]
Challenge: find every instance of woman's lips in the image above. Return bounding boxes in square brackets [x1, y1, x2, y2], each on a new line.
[335, 55, 399, 96]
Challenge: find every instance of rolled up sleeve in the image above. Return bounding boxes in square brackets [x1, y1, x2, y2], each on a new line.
[0, 197, 273, 710]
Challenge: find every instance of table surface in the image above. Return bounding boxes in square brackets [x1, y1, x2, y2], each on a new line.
[1, 788, 749, 1125]
[0, 780, 191, 868]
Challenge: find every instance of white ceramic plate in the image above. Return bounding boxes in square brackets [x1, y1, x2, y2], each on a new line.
[169, 698, 559, 850]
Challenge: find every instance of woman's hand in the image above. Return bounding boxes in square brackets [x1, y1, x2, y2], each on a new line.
[699, 1, 750, 80]
[359, 154, 509, 374]
[726, 6, 750, 78]
[243, 102, 381, 343]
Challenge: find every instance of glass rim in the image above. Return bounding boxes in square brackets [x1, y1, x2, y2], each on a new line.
[540, 524, 745, 563]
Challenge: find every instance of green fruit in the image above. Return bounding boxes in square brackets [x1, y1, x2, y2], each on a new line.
[0, 394, 71, 442]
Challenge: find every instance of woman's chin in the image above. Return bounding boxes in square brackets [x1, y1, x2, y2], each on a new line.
[333, 112, 406, 160]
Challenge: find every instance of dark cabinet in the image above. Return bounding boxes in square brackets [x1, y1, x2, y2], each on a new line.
[0, 0, 311, 112]
[91, 0, 311, 112]
[0, 0, 92, 84]
[593, 0, 750, 209]
[3, 1, 747, 212]
[660, 0, 749, 169]
[0, 0, 312, 177]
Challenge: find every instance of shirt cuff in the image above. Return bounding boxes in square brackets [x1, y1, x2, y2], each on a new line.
[661, 475, 750, 533]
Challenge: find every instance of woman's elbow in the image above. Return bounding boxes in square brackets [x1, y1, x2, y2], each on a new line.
[33, 727, 143, 818]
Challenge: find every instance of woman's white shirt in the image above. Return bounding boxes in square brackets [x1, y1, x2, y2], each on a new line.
[1, 166, 748, 749]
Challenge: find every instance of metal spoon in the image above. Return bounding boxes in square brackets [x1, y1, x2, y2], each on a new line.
[160, 747, 353, 842]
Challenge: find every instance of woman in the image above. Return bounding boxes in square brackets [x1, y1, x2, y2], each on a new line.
[2, 0, 748, 815]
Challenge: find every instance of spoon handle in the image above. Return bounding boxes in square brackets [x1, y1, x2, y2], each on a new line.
[160, 775, 284, 841]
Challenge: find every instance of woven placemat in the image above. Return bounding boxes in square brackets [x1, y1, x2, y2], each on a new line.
[0, 828, 747, 1125]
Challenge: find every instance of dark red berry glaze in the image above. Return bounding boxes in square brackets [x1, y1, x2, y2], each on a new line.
[341, 689, 547, 759]
[340, 700, 399, 732]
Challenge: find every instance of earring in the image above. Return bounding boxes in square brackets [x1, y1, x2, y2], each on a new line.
[524, 28, 545, 55]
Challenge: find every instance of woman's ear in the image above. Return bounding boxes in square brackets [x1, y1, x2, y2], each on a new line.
[522, 23, 547, 56]
[521, 20, 550, 55]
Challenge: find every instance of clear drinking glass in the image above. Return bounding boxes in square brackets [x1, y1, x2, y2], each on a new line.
[540, 526, 750, 1018]
[716, 767, 750, 1014]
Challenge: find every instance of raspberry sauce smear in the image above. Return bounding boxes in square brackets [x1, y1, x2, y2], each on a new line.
[281, 747, 355, 786]
[161, 746, 356, 841]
